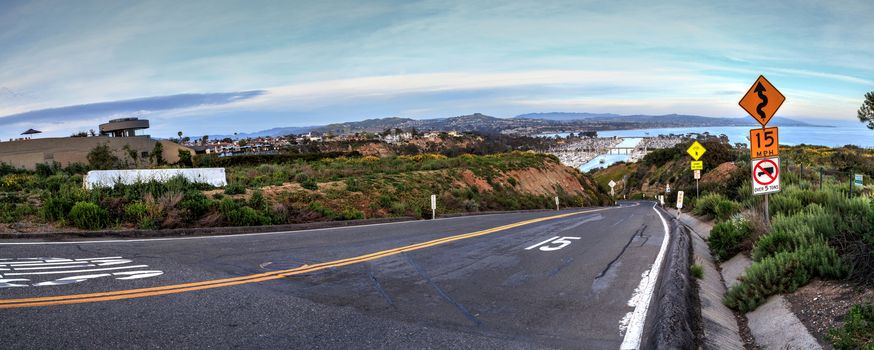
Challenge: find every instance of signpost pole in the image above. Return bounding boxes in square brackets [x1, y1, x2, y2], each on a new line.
[850, 172, 854, 198]
[431, 194, 437, 220]
[696, 179, 699, 199]
[820, 167, 824, 191]
[763, 127, 768, 226]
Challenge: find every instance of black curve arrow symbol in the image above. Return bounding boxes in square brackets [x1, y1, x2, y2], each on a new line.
[754, 82, 768, 121]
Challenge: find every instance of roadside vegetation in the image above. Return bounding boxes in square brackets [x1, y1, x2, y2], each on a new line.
[0, 151, 609, 232]
[594, 136, 874, 346]
[829, 302, 874, 349]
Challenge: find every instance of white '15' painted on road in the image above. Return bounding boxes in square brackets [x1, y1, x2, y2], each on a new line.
[525, 236, 581, 251]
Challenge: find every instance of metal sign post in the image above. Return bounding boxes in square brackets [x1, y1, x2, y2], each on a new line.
[741, 75, 785, 226]
[693, 170, 701, 198]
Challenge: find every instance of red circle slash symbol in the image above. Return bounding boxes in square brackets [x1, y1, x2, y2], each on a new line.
[753, 159, 779, 185]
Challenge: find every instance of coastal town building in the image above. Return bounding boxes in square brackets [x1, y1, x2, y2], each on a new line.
[0, 118, 193, 170]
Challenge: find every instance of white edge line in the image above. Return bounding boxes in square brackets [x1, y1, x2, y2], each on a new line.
[0, 208, 611, 246]
[619, 202, 671, 350]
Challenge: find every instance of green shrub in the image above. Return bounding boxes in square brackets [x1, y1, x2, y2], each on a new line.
[708, 217, 752, 260]
[714, 200, 740, 221]
[0, 203, 36, 223]
[180, 191, 214, 219]
[308, 201, 336, 219]
[248, 190, 267, 210]
[69, 201, 110, 230]
[690, 264, 704, 279]
[692, 193, 739, 220]
[751, 205, 833, 261]
[338, 208, 365, 220]
[224, 183, 246, 195]
[724, 243, 846, 312]
[344, 178, 361, 192]
[770, 194, 804, 216]
[301, 178, 318, 191]
[692, 193, 722, 216]
[829, 303, 874, 350]
[218, 199, 272, 226]
[124, 202, 158, 230]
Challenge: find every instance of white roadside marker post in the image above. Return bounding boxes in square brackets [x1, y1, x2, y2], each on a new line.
[430, 194, 436, 220]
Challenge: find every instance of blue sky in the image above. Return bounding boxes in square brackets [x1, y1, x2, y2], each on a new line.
[1, 0, 873, 139]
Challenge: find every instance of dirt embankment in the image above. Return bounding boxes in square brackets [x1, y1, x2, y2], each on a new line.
[454, 161, 602, 201]
[504, 161, 588, 196]
[701, 162, 739, 185]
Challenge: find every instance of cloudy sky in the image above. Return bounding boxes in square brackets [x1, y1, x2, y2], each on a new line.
[1, 0, 873, 139]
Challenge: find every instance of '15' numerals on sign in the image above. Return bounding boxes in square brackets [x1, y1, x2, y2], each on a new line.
[750, 127, 779, 159]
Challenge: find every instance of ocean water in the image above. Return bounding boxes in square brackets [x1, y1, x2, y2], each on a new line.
[543, 124, 874, 172]
[596, 125, 874, 147]
[579, 137, 642, 172]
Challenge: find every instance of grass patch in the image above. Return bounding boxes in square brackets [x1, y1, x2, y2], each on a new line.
[829, 303, 874, 350]
[690, 263, 704, 279]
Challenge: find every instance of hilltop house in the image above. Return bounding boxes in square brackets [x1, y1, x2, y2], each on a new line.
[0, 118, 193, 170]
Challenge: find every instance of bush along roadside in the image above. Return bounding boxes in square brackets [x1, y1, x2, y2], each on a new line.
[0, 152, 610, 232]
[722, 182, 874, 313]
[829, 302, 874, 350]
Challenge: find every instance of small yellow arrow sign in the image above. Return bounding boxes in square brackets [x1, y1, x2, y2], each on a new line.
[687, 141, 706, 161]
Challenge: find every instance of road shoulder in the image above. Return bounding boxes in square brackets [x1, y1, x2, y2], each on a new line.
[678, 213, 747, 349]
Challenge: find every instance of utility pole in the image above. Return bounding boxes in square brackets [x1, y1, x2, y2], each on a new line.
[820, 167, 824, 191]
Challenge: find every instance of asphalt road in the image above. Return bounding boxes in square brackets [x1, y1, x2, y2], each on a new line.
[0, 201, 670, 349]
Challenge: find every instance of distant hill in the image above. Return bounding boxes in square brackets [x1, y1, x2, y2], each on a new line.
[517, 112, 818, 127]
[516, 112, 622, 120]
[210, 112, 822, 139]
[210, 126, 314, 140]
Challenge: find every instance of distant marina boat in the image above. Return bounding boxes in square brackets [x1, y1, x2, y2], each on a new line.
[599, 158, 606, 164]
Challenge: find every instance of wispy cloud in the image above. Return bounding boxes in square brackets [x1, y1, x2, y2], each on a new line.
[0, 0, 871, 138]
[0, 90, 264, 129]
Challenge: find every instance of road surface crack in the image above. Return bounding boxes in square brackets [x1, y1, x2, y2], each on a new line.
[595, 225, 647, 279]
[367, 265, 396, 309]
[404, 253, 483, 327]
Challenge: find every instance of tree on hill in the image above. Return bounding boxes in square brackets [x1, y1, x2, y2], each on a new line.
[150, 142, 165, 166]
[87, 143, 120, 170]
[858, 92, 874, 129]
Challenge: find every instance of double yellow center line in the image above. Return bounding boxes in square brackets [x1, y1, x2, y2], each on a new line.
[1, 208, 606, 309]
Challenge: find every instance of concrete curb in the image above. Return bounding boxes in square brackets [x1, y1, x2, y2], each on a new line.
[747, 296, 822, 349]
[677, 213, 747, 349]
[643, 215, 696, 349]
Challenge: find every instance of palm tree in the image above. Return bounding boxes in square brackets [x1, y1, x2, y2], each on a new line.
[177, 131, 183, 144]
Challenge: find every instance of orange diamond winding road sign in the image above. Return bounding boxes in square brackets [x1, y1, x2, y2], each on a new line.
[739, 75, 785, 127]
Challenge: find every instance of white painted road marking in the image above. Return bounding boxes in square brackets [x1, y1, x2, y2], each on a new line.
[524, 236, 582, 251]
[620, 203, 671, 349]
[525, 236, 559, 250]
[0, 257, 163, 288]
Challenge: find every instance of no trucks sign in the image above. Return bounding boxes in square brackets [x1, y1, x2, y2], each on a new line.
[752, 157, 780, 195]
